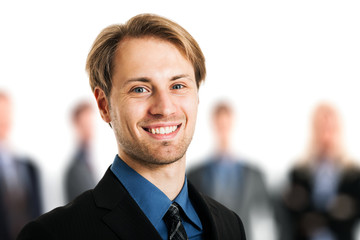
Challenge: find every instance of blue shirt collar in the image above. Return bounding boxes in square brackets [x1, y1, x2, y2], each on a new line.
[110, 155, 202, 231]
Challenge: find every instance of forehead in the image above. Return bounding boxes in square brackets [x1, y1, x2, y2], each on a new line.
[111, 37, 194, 84]
[115, 37, 188, 63]
[0, 95, 11, 107]
[314, 106, 336, 119]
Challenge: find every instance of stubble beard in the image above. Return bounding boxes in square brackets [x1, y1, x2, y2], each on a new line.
[112, 117, 193, 167]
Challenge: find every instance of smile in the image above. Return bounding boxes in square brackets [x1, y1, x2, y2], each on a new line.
[144, 124, 181, 135]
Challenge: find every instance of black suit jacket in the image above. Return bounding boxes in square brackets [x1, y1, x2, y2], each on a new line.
[17, 168, 246, 240]
[277, 164, 360, 240]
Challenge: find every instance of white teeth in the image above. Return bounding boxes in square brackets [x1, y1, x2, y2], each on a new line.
[160, 127, 165, 134]
[147, 125, 178, 135]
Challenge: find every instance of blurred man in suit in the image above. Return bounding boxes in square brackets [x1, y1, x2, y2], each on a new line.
[65, 101, 97, 202]
[188, 101, 276, 240]
[18, 14, 246, 239]
[0, 91, 42, 240]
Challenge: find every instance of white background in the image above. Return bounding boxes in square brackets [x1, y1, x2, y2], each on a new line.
[1, 0, 360, 212]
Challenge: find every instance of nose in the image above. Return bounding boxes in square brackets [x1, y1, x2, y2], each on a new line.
[148, 90, 176, 117]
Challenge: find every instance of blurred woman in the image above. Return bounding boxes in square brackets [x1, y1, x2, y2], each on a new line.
[278, 103, 360, 240]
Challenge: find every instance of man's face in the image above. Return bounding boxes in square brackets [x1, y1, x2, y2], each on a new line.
[99, 37, 199, 166]
[75, 108, 94, 143]
[214, 111, 233, 143]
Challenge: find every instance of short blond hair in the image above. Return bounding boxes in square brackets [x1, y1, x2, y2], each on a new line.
[86, 13, 206, 97]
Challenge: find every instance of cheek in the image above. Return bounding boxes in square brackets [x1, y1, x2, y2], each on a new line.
[115, 101, 147, 129]
[183, 96, 198, 124]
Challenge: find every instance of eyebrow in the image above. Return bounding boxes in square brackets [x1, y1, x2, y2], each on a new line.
[121, 78, 150, 88]
[124, 74, 193, 85]
[125, 77, 151, 84]
[171, 74, 193, 81]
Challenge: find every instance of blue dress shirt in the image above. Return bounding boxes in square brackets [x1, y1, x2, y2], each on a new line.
[110, 155, 203, 240]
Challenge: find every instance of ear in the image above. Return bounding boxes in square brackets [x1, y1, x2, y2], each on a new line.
[94, 87, 111, 123]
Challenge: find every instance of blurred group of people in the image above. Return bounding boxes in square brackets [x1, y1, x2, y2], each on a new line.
[1, 87, 360, 240]
[0, 91, 97, 239]
[188, 101, 360, 240]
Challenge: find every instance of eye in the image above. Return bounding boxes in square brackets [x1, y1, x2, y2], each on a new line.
[132, 87, 148, 93]
[172, 84, 184, 90]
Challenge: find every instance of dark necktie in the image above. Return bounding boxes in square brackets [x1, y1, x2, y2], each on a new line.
[163, 202, 188, 240]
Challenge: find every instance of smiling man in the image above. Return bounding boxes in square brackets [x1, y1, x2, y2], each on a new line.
[17, 14, 246, 240]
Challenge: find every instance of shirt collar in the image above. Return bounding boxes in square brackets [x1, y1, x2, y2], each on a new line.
[110, 155, 202, 230]
[173, 176, 202, 230]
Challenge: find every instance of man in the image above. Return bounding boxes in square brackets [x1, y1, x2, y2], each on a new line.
[188, 102, 276, 240]
[17, 14, 246, 240]
[65, 101, 97, 202]
[0, 91, 42, 240]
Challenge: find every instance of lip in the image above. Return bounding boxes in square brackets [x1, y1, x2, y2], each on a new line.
[142, 123, 182, 140]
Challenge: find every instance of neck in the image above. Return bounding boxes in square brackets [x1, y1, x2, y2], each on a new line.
[316, 144, 339, 159]
[217, 141, 230, 154]
[119, 152, 186, 201]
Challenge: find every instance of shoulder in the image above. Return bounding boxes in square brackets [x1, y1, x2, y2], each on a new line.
[17, 220, 59, 240]
[18, 190, 106, 239]
[289, 164, 312, 181]
[14, 156, 40, 180]
[65, 159, 84, 178]
[202, 193, 240, 220]
[203, 194, 246, 239]
[240, 161, 264, 175]
[18, 169, 125, 239]
[188, 182, 246, 239]
[186, 162, 212, 186]
[14, 155, 36, 168]
[187, 161, 212, 174]
[341, 165, 360, 184]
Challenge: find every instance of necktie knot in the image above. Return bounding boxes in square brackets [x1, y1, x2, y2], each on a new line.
[163, 202, 188, 240]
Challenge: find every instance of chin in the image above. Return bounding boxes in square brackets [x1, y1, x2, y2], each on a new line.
[141, 150, 185, 166]
[152, 153, 184, 165]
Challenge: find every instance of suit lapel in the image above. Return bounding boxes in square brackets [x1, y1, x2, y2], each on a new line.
[188, 181, 219, 240]
[102, 199, 161, 240]
[93, 168, 162, 240]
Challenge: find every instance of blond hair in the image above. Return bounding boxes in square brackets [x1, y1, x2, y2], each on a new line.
[299, 102, 355, 168]
[86, 13, 206, 97]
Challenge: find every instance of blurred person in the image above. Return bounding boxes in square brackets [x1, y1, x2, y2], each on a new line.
[64, 101, 97, 202]
[187, 101, 276, 240]
[0, 91, 42, 240]
[17, 14, 246, 239]
[277, 102, 360, 240]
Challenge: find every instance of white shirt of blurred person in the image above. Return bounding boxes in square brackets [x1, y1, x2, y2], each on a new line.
[279, 103, 360, 240]
[65, 102, 97, 202]
[0, 91, 42, 240]
[187, 101, 277, 240]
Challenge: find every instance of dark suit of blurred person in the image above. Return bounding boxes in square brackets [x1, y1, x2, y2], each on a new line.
[277, 103, 360, 240]
[65, 102, 97, 202]
[0, 92, 42, 240]
[188, 102, 276, 240]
